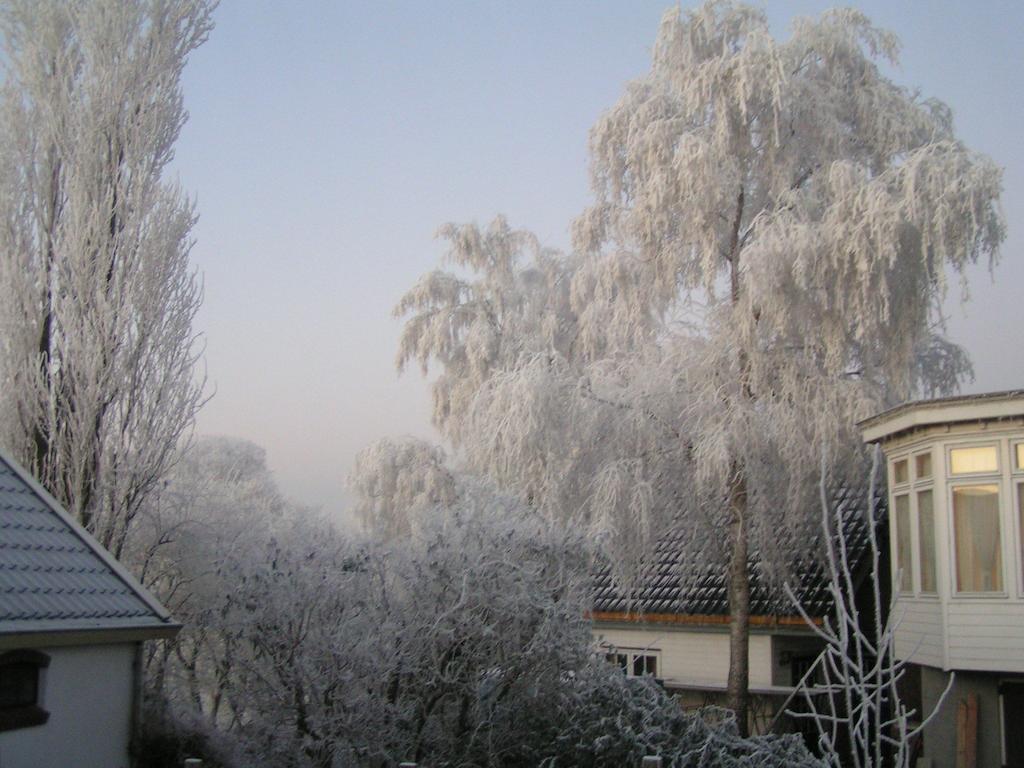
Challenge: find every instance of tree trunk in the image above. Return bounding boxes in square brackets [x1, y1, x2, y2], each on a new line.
[726, 469, 750, 737]
[724, 186, 752, 736]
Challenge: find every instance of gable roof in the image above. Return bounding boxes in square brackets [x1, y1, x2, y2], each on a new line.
[0, 450, 179, 644]
[591, 485, 883, 626]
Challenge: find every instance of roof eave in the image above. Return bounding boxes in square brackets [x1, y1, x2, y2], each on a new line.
[588, 610, 821, 630]
[859, 390, 1024, 444]
[0, 621, 182, 650]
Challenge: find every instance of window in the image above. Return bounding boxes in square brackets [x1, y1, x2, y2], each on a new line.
[894, 494, 913, 592]
[918, 489, 937, 593]
[632, 654, 657, 677]
[1018, 483, 1024, 593]
[606, 653, 628, 673]
[950, 445, 998, 475]
[953, 484, 1003, 592]
[605, 649, 658, 678]
[1015, 448, 1024, 598]
[890, 452, 935, 596]
[915, 452, 932, 480]
[0, 650, 49, 732]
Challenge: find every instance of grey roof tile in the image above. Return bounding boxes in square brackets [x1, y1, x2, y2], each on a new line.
[0, 454, 172, 634]
[591, 485, 886, 620]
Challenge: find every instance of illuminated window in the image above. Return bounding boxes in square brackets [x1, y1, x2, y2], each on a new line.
[950, 446, 998, 475]
[1019, 484, 1024, 590]
[952, 484, 1002, 592]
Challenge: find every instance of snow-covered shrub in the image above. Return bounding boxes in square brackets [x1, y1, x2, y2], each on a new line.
[133, 442, 822, 767]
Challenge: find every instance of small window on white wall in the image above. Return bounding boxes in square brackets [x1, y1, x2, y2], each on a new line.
[953, 484, 1003, 592]
[605, 649, 659, 678]
[0, 649, 49, 732]
[632, 654, 657, 677]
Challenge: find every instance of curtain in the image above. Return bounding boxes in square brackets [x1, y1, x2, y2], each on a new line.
[953, 484, 1002, 592]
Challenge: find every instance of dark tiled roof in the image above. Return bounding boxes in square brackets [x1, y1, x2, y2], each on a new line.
[592, 485, 884, 620]
[0, 453, 173, 635]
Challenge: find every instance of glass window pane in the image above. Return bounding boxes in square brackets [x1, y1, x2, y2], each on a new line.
[893, 459, 909, 484]
[918, 490, 937, 593]
[950, 446, 998, 475]
[953, 484, 1002, 592]
[644, 655, 657, 676]
[895, 494, 913, 592]
[0, 664, 38, 708]
[1019, 484, 1024, 588]
[1016, 444, 1024, 471]
[915, 452, 932, 480]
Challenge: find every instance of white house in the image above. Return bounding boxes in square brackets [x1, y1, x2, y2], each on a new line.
[0, 451, 179, 768]
[860, 390, 1024, 768]
[590, 485, 877, 737]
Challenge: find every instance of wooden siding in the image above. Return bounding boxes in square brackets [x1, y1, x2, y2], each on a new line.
[893, 597, 945, 668]
[945, 601, 1024, 672]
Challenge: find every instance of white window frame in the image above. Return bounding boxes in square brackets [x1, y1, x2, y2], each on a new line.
[893, 491, 915, 594]
[603, 646, 660, 679]
[889, 450, 939, 598]
[1012, 441, 1024, 596]
[946, 441, 1006, 597]
[917, 483, 937, 598]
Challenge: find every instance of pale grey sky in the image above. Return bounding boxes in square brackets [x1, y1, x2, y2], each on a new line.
[172, 1, 1023, 517]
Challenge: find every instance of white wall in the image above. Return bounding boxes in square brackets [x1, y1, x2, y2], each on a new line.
[0, 642, 136, 768]
[593, 624, 774, 688]
[892, 598, 945, 668]
[946, 600, 1024, 672]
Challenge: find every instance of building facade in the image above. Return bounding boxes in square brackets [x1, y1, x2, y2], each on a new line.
[861, 390, 1024, 768]
[590, 485, 877, 737]
[0, 451, 179, 768]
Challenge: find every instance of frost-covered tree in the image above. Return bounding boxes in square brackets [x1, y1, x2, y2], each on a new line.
[350, 437, 457, 538]
[126, 437, 289, 725]
[144, 440, 822, 767]
[782, 455, 953, 767]
[397, 1, 1003, 734]
[0, 0, 213, 555]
